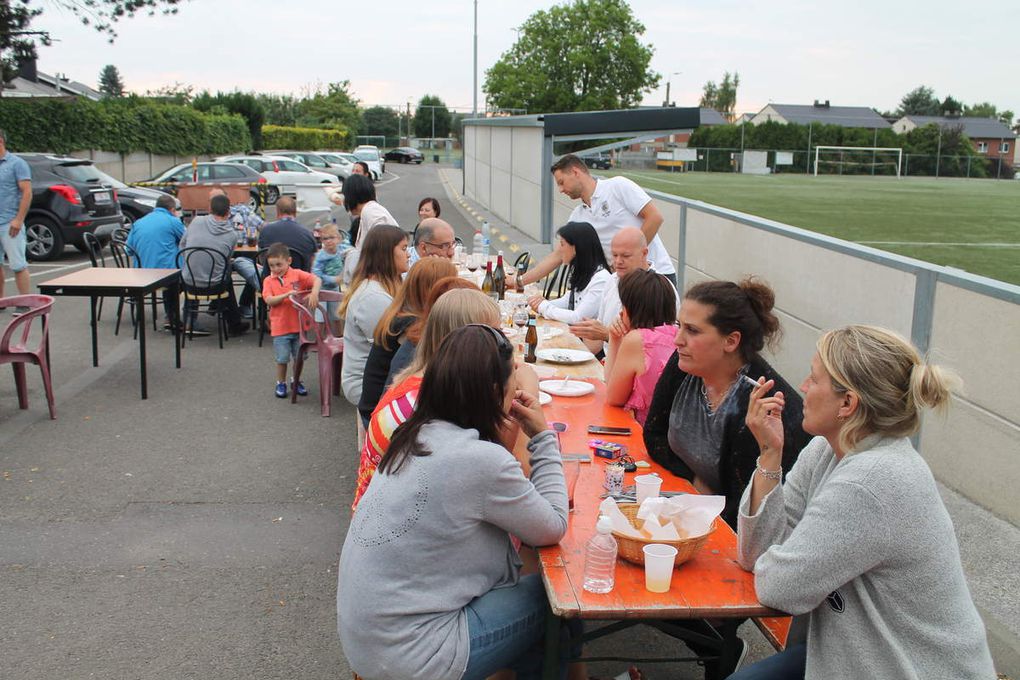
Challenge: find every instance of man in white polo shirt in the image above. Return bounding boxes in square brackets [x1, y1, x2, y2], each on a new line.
[516, 153, 676, 288]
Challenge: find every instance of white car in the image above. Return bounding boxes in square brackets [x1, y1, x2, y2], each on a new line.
[352, 148, 385, 180]
[316, 152, 356, 180]
[217, 155, 338, 203]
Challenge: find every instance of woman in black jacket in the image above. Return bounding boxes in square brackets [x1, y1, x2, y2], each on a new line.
[642, 277, 811, 528]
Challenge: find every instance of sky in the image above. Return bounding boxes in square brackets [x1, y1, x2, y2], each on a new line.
[32, 0, 1020, 119]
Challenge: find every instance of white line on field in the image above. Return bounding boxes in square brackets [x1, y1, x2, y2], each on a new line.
[858, 241, 1020, 248]
[4, 259, 91, 284]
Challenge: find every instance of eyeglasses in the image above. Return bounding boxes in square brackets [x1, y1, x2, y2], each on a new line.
[423, 240, 456, 252]
[466, 323, 514, 361]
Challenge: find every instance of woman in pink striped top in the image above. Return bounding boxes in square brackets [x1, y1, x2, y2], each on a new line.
[604, 269, 679, 425]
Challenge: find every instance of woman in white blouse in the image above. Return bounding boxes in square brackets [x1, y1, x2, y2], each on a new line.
[527, 221, 611, 325]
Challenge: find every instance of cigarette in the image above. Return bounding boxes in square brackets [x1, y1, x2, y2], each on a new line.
[742, 374, 763, 389]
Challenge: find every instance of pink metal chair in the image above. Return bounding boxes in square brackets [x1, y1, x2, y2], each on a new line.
[289, 290, 344, 417]
[0, 294, 56, 419]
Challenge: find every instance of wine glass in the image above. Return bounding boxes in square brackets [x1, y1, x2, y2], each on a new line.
[466, 253, 479, 273]
[512, 303, 529, 331]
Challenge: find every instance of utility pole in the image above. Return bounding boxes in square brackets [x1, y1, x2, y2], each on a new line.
[472, 0, 478, 117]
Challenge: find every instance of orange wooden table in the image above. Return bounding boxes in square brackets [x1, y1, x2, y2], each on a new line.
[538, 380, 781, 679]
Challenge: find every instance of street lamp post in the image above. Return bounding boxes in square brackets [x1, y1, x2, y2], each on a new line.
[663, 71, 682, 107]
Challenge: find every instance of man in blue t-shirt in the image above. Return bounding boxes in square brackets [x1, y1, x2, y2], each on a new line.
[126, 193, 186, 325]
[0, 128, 33, 300]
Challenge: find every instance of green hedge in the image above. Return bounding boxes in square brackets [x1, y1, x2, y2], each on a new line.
[261, 124, 349, 150]
[0, 96, 251, 155]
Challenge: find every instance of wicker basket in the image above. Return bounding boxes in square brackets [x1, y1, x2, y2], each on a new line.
[610, 503, 717, 567]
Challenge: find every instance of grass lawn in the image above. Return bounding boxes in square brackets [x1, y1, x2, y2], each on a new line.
[607, 170, 1020, 286]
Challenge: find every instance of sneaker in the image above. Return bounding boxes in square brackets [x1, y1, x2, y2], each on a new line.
[292, 379, 308, 397]
[228, 321, 250, 335]
[181, 325, 211, 337]
[274, 382, 287, 398]
[733, 637, 748, 670]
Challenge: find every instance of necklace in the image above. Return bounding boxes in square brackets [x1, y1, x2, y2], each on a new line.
[701, 376, 738, 415]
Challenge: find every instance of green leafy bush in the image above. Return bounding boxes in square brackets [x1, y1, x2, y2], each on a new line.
[261, 124, 349, 150]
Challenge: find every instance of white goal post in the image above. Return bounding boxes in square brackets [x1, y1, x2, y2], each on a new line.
[813, 145, 903, 177]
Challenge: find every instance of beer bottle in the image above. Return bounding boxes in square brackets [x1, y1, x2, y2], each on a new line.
[481, 261, 494, 297]
[493, 251, 506, 301]
[524, 313, 538, 364]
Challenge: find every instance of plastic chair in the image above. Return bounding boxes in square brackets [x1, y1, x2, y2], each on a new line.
[0, 294, 56, 419]
[289, 290, 344, 417]
[176, 246, 234, 349]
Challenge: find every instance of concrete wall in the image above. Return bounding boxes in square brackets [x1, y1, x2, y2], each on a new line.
[464, 123, 544, 240]
[69, 150, 219, 183]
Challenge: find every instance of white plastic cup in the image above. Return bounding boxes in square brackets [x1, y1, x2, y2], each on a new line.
[634, 474, 662, 506]
[643, 543, 679, 593]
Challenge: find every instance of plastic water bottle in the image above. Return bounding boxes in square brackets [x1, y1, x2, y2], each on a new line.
[583, 515, 618, 593]
[472, 229, 485, 256]
[481, 220, 491, 257]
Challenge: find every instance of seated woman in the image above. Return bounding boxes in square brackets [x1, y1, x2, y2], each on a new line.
[603, 269, 678, 425]
[339, 225, 408, 436]
[338, 325, 569, 680]
[731, 325, 995, 679]
[357, 257, 458, 423]
[642, 278, 811, 527]
[527, 221, 611, 325]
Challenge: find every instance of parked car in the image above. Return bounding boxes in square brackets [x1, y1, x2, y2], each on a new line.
[384, 147, 424, 164]
[216, 155, 338, 202]
[271, 151, 348, 183]
[582, 154, 612, 170]
[91, 168, 181, 230]
[148, 162, 267, 210]
[316, 152, 355, 180]
[352, 148, 385, 180]
[19, 153, 124, 261]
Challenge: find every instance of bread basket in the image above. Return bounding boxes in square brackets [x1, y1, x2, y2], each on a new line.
[610, 503, 717, 567]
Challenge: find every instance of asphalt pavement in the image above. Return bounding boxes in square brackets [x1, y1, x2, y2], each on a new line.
[2, 164, 1015, 679]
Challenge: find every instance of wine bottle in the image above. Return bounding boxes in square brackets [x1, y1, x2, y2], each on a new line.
[493, 251, 506, 301]
[481, 261, 494, 297]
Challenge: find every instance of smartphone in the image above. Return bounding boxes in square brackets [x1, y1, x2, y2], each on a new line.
[562, 453, 592, 463]
[587, 425, 632, 436]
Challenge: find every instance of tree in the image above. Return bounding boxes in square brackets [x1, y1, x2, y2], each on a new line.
[361, 105, 398, 139]
[193, 91, 266, 149]
[939, 95, 963, 116]
[296, 81, 360, 138]
[98, 64, 124, 97]
[896, 85, 939, 116]
[483, 0, 659, 113]
[414, 95, 451, 139]
[1, 1, 46, 94]
[699, 71, 740, 119]
[257, 93, 300, 127]
[964, 101, 1014, 126]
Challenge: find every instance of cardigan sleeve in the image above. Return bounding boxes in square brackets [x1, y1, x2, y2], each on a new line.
[641, 350, 695, 480]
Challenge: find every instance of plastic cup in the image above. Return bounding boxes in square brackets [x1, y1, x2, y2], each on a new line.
[643, 544, 678, 593]
[634, 474, 662, 506]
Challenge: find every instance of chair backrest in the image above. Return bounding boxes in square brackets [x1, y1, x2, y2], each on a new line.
[176, 246, 231, 293]
[513, 251, 531, 272]
[111, 227, 130, 244]
[288, 247, 309, 272]
[109, 240, 138, 269]
[0, 294, 54, 355]
[543, 263, 573, 300]
[290, 290, 343, 345]
[82, 232, 106, 268]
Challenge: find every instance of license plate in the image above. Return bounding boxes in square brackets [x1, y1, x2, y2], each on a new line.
[93, 191, 111, 203]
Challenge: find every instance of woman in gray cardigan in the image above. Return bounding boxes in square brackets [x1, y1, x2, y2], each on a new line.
[337, 324, 569, 680]
[732, 325, 995, 679]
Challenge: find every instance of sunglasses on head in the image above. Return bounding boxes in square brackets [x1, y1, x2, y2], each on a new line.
[466, 323, 514, 361]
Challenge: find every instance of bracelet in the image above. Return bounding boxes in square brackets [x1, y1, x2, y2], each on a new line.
[756, 455, 782, 481]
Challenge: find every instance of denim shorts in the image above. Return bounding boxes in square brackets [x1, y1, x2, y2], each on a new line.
[272, 332, 300, 364]
[0, 224, 28, 272]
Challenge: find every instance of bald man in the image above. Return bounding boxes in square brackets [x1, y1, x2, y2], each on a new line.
[409, 217, 456, 267]
[570, 226, 658, 354]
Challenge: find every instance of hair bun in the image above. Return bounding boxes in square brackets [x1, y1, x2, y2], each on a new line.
[738, 276, 780, 346]
[909, 363, 959, 412]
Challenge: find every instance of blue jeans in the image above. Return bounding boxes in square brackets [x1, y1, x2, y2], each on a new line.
[461, 574, 572, 680]
[727, 642, 806, 680]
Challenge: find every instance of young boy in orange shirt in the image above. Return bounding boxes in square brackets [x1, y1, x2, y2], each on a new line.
[262, 242, 321, 398]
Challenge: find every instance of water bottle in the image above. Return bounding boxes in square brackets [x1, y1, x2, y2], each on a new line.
[481, 220, 491, 257]
[472, 229, 485, 256]
[583, 515, 618, 593]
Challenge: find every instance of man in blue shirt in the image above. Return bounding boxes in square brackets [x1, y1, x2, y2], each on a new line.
[126, 193, 185, 326]
[0, 128, 33, 300]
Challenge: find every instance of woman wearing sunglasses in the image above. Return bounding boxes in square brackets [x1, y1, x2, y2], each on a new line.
[338, 325, 570, 680]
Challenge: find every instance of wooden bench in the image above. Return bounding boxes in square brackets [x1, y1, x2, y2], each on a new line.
[753, 615, 791, 651]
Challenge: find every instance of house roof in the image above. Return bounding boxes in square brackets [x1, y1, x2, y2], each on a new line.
[3, 71, 102, 101]
[699, 108, 729, 126]
[765, 103, 891, 128]
[900, 115, 1016, 139]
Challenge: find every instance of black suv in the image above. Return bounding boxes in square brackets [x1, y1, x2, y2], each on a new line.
[21, 154, 124, 261]
[582, 154, 612, 170]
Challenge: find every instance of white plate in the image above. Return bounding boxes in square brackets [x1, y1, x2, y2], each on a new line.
[539, 379, 595, 397]
[538, 391, 552, 405]
[536, 348, 595, 364]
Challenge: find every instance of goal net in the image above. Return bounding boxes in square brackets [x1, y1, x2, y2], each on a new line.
[813, 146, 903, 177]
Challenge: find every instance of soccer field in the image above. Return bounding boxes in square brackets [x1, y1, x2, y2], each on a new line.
[607, 170, 1020, 286]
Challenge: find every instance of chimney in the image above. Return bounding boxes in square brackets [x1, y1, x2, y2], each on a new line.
[16, 56, 37, 83]
[813, 99, 830, 109]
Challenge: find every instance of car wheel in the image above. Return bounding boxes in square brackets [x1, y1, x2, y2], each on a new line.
[248, 192, 261, 212]
[26, 216, 65, 261]
[266, 186, 280, 204]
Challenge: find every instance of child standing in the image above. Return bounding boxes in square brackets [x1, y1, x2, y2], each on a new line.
[311, 222, 350, 336]
[262, 242, 322, 398]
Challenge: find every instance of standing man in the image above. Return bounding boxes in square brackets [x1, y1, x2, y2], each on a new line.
[0, 129, 33, 301]
[126, 193, 186, 327]
[516, 154, 676, 288]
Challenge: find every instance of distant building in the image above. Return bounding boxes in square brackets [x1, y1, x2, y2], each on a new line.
[892, 115, 1016, 167]
[750, 101, 891, 129]
[2, 57, 103, 101]
[628, 108, 728, 151]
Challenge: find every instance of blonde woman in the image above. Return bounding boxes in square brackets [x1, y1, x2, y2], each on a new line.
[733, 325, 994, 679]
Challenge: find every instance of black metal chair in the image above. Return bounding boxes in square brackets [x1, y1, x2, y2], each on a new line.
[543, 263, 573, 300]
[176, 247, 234, 349]
[111, 227, 130, 244]
[109, 241, 161, 338]
[81, 232, 112, 320]
[256, 247, 271, 348]
[513, 251, 531, 274]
